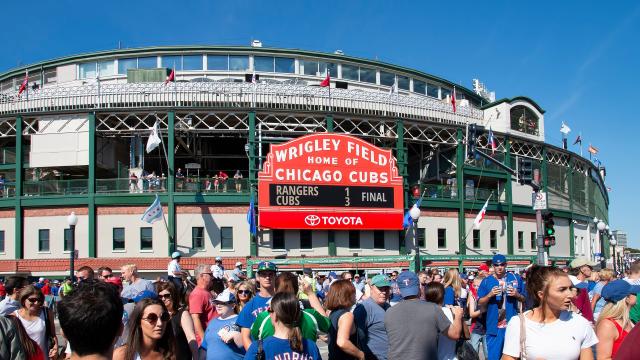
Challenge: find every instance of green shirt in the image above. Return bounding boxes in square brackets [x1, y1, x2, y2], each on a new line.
[62, 283, 74, 296]
[250, 308, 330, 341]
[630, 296, 640, 323]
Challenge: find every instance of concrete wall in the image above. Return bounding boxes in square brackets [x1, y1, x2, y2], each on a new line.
[23, 207, 89, 259]
[465, 212, 508, 255]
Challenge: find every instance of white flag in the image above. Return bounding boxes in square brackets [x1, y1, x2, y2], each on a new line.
[141, 195, 163, 224]
[145, 122, 161, 153]
[389, 78, 398, 95]
[473, 199, 489, 229]
[560, 121, 571, 135]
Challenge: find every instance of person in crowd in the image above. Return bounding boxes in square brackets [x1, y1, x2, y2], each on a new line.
[614, 315, 640, 360]
[326, 279, 364, 360]
[0, 276, 27, 315]
[105, 276, 123, 293]
[244, 292, 322, 360]
[175, 168, 185, 191]
[113, 298, 176, 360]
[433, 272, 443, 283]
[199, 290, 245, 359]
[477, 254, 525, 360]
[590, 268, 614, 321]
[467, 274, 488, 358]
[218, 171, 229, 192]
[353, 273, 366, 293]
[129, 172, 139, 193]
[230, 261, 247, 283]
[385, 271, 463, 360]
[188, 264, 217, 345]
[354, 274, 391, 360]
[120, 264, 155, 301]
[60, 277, 73, 297]
[213, 174, 219, 192]
[388, 271, 402, 306]
[251, 272, 328, 342]
[341, 271, 353, 281]
[211, 256, 225, 279]
[624, 260, 640, 324]
[167, 251, 188, 294]
[0, 279, 5, 300]
[417, 271, 431, 301]
[235, 281, 255, 312]
[502, 265, 598, 360]
[58, 281, 124, 360]
[11, 285, 58, 359]
[423, 282, 459, 360]
[233, 170, 243, 192]
[478, 263, 490, 277]
[35, 278, 45, 290]
[238, 261, 277, 350]
[568, 257, 597, 323]
[157, 282, 197, 360]
[443, 268, 467, 308]
[76, 266, 95, 283]
[0, 314, 25, 360]
[96, 266, 113, 281]
[298, 267, 317, 309]
[595, 279, 638, 359]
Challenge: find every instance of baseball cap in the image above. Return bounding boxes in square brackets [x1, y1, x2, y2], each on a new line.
[601, 279, 640, 303]
[328, 271, 338, 279]
[235, 261, 243, 267]
[354, 273, 360, 278]
[397, 271, 419, 298]
[171, 251, 181, 259]
[478, 264, 490, 272]
[214, 290, 237, 303]
[257, 261, 277, 272]
[371, 274, 391, 288]
[569, 257, 597, 269]
[133, 290, 157, 303]
[492, 254, 507, 265]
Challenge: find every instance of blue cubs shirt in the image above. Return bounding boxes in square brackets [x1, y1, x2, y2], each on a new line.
[201, 314, 245, 360]
[477, 272, 524, 336]
[244, 336, 322, 360]
[237, 294, 271, 329]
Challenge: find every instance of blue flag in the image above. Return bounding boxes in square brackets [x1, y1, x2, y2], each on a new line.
[402, 197, 422, 230]
[247, 196, 256, 235]
[141, 194, 163, 224]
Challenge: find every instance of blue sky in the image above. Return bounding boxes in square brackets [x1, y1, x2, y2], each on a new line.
[1, 1, 639, 247]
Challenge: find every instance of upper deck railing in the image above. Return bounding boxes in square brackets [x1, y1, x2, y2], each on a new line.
[0, 82, 483, 125]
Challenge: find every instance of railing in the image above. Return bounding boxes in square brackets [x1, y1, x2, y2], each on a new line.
[1, 147, 15, 164]
[0, 182, 16, 198]
[23, 179, 88, 196]
[0, 82, 483, 125]
[95, 177, 251, 194]
[176, 177, 250, 194]
[421, 184, 503, 203]
[96, 178, 168, 194]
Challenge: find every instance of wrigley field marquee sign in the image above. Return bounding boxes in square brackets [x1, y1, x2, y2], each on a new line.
[258, 133, 404, 230]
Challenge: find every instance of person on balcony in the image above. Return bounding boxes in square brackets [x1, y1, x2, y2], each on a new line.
[234, 170, 243, 192]
[218, 171, 229, 192]
[0, 174, 5, 197]
[176, 168, 185, 191]
[129, 172, 139, 193]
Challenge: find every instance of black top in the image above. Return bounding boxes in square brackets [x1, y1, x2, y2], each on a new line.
[170, 309, 191, 359]
[328, 308, 359, 360]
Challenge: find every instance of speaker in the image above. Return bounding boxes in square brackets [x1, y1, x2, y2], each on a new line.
[245, 73, 260, 83]
[335, 81, 348, 89]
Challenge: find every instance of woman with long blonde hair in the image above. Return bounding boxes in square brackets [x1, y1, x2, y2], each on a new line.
[443, 268, 465, 307]
[595, 279, 638, 359]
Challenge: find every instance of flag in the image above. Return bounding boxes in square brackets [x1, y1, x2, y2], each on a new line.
[389, 78, 398, 94]
[573, 135, 582, 145]
[451, 87, 457, 113]
[251, 71, 257, 84]
[18, 72, 28, 95]
[402, 198, 422, 230]
[588, 144, 599, 155]
[145, 122, 161, 153]
[473, 199, 489, 229]
[320, 71, 330, 87]
[560, 122, 571, 135]
[247, 196, 257, 235]
[606, 187, 612, 192]
[488, 127, 497, 155]
[164, 69, 175, 84]
[141, 195, 164, 224]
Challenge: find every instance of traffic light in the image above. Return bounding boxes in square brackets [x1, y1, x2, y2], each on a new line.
[518, 157, 533, 185]
[466, 124, 484, 159]
[543, 212, 556, 247]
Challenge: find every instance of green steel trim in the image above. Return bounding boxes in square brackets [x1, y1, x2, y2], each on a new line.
[480, 96, 546, 114]
[325, 115, 334, 132]
[0, 199, 14, 208]
[463, 166, 510, 179]
[325, 114, 335, 257]
[21, 196, 89, 207]
[421, 254, 536, 261]
[541, 146, 548, 192]
[505, 136, 514, 255]
[396, 120, 406, 255]
[14, 116, 22, 260]
[246, 255, 415, 277]
[456, 129, 466, 255]
[167, 111, 176, 255]
[248, 111, 258, 257]
[569, 219, 575, 257]
[94, 195, 167, 205]
[88, 112, 96, 257]
[173, 194, 250, 203]
[0, 164, 15, 170]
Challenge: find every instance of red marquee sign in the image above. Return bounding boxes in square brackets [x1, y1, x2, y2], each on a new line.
[258, 133, 404, 230]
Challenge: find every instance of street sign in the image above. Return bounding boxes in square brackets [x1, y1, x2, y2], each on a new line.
[532, 191, 547, 210]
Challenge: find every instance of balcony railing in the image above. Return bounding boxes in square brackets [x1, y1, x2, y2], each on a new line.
[95, 177, 250, 194]
[23, 179, 89, 196]
[176, 177, 250, 194]
[1, 147, 15, 164]
[421, 184, 503, 203]
[0, 182, 16, 198]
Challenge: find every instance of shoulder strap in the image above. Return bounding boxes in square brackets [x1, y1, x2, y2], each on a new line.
[519, 312, 527, 359]
[607, 318, 623, 334]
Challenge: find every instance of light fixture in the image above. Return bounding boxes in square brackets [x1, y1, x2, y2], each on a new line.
[67, 212, 78, 226]
[409, 204, 421, 221]
[597, 221, 606, 232]
[610, 237, 617, 246]
[593, 217, 599, 224]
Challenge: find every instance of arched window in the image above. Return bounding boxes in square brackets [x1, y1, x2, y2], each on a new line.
[510, 105, 539, 135]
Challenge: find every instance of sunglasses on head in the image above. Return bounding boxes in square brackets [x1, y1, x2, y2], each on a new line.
[143, 312, 170, 324]
[27, 297, 43, 304]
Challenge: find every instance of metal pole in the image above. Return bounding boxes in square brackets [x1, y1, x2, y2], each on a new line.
[612, 246, 617, 275]
[534, 169, 545, 266]
[69, 224, 76, 280]
[413, 219, 420, 272]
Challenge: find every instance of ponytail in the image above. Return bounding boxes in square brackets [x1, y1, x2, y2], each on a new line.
[270, 292, 305, 352]
[289, 324, 303, 352]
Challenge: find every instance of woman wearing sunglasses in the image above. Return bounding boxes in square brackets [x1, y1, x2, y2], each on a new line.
[235, 281, 255, 312]
[11, 285, 57, 359]
[156, 282, 198, 360]
[199, 290, 245, 359]
[113, 298, 176, 360]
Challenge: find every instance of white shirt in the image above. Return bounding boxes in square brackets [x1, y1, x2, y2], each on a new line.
[14, 310, 48, 356]
[168, 259, 181, 277]
[438, 307, 458, 360]
[503, 310, 598, 360]
[211, 264, 225, 279]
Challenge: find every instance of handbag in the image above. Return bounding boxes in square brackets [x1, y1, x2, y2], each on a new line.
[453, 307, 478, 360]
[519, 312, 527, 360]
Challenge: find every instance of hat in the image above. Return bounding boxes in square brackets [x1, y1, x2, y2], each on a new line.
[214, 290, 237, 303]
[235, 261, 243, 267]
[354, 273, 360, 278]
[53, 280, 60, 284]
[568, 275, 589, 290]
[328, 271, 338, 279]
[478, 264, 490, 272]
[468, 275, 475, 280]
[397, 271, 419, 298]
[257, 261, 277, 272]
[601, 280, 640, 303]
[569, 257, 597, 269]
[171, 251, 181, 259]
[105, 277, 122, 287]
[39, 277, 45, 282]
[215, 256, 223, 262]
[371, 274, 391, 288]
[133, 290, 157, 303]
[492, 254, 507, 265]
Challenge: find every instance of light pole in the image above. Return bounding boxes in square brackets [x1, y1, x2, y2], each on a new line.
[67, 211, 78, 280]
[610, 236, 617, 275]
[597, 220, 606, 269]
[409, 204, 421, 272]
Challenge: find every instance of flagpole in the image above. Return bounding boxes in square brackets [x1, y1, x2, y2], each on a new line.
[579, 132, 583, 157]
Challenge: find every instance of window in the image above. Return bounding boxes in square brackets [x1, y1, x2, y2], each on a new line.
[437, 228, 446, 248]
[518, 231, 524, 249]
[359, 67, 376, 84]
[254, 56, 274, 72]
[272, 230, 285, 250]
[137, 57, 157, 69]
[300, 230, 312, 249]
[98, 60, 115, 76]
[229, 55, 249, 71]
[413, 79, 426, 94]
[140, 227, 153, 250]
[64, 229, 72, 252]
[302, 60, 337, 77]
[0, 230, 4, 253]
[192, 227, 205, 250]
[379, 71, 395, 86]
[38, 229, 50, 252]
[182, 55, 203, 70]
[510, 105, 540, 136]
[342, 64, 359, 80]
[118, 58, 137, 74]
[221, 227, 233, 250]
[274, 57, 295, 73]
[441, 88, 452, 100]
[78, 63, 97, 79]
[113, 228, 125, 250]
[161, 55, 181, 69]
[44, 68, 57, 84]
[397, 75, 410, 90]
[531, 232, 537, 249]
[427, 83, 439, 98]
[349, 230, 360, 249]
[417, 228, 426, 248]
[373, 230, 385, 249]
[490, 230, 497, 249]
[473, 230, 480, 249]
[207, 55, 228, 70]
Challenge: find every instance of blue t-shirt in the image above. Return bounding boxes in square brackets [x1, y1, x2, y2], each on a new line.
[244, 336, 322, 360]
[444, 286, 456, 306]
[354, 298, 389, 360]
[201, 314, 245, 360]
[477, 273, 524, 336]
[237, 294, 271, 329]
[389, 280, 402, 303]
[51, 286, 59, 296]
[592, 282, 606, 314]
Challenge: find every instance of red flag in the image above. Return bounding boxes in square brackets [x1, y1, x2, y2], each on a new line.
[320, 72, 330, 87]
[588, 144, 599, 155]
[451, 87, 457, 113]
[18, 72, 28, 95]
[164, 69, 175, 84]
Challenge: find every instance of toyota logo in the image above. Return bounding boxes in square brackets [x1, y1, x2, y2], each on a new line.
[304, 215, 321, 226]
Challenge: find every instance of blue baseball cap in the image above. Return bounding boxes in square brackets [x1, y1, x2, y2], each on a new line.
[492, 254, 507, 265]
[601, 279, 640, 303]
[397, 271, 419, 298]
[133, 290, 157, 303]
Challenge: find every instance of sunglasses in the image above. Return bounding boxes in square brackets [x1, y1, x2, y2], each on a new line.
[158, 293, 172, 300]
[142, 312, 170, 325]
[237, 290, 251, 295]
[27, 297, 43, 304]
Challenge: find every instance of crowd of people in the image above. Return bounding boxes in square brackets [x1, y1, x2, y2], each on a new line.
[128, 168, 245, 193]
[1, 254, 640, 359]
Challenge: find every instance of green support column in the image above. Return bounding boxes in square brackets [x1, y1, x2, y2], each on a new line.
[167, 111, 176, 255]
[248, 111, 258, 257]
[14, 116, 23, 259]
[505, 136, 514, 255]
[396, 120, 407, 255]
[568, 156, 575, 257]
[456, 129, 466, 255]
[326, 114, 336, 256]
[325, 115, 334, 132]
[88, 113, 96, 257]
